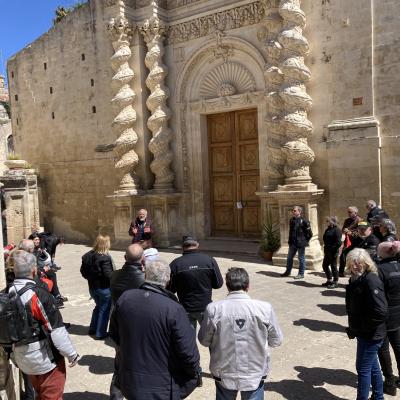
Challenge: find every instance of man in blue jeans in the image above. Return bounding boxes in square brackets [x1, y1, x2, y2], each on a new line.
[280, 206, 313, 279]
[199, 268, 283, 400]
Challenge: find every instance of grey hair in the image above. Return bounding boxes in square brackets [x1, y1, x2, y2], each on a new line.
[145, 260, 170, 287]
[13, 250, 37, 278]
[380, 219, 397, 235]
[348, 206, 359, 213]
[345, 248, 377, 274]
[18, 239, 34, 253]
[293, 205, 303, 213]
[367, 200, 377, 208]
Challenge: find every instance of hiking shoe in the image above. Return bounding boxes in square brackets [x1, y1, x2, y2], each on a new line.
[384, 376, 397, 396]
[280, 271, 291, 277]
[58, 295, 68, 302]
[339, 272, 345, 278]
[294, 275, 304, 280]
[322, 281, 332, 287]
[327, 282, 338, 289]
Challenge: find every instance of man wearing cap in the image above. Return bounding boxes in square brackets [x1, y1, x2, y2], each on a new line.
[169, 235, 223, 329]
[348, 221, 380, 262]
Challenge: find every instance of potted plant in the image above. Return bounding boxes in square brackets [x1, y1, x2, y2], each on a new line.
[259, 212, 280, 261]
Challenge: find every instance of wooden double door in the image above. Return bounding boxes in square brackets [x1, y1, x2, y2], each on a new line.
[208, 109, 261, 237]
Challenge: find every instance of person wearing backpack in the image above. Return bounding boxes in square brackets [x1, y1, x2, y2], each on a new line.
[81, 234, 114, 340]
[280, 206, 313, 280]
[0, 250, 78, 399]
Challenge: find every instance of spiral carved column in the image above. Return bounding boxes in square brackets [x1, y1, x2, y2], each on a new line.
[140, 17, 174, 192]
[107, 17, 139, 193]
[278, 0, 314, 185]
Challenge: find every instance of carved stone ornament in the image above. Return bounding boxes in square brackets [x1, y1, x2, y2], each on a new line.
[200, 62, 256, 99]
[140, 17, 174, 192]
[167, 2, 265, 44]
[107, 17, 139, 192]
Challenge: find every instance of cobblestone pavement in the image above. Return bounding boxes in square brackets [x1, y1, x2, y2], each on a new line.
[54, 244, 367, 400]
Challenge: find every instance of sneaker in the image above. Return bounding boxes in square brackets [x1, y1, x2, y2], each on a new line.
[294, 274, 304, 280]
[58, 295, 68, 302]
[327, 282, 338, 289]
[280, 271, 291, 277]
[322, 281, 332, 287]
[339, 272, 345, 278]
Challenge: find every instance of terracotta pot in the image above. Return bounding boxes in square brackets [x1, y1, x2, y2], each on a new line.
[261, 251, 273, 261]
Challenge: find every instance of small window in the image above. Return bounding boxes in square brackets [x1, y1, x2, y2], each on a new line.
[91, 78, 94, 87]
[44, 62, 47, 70]
[51, 112, 55, 119]
[50, 87, 53, 94]
[16, 118, 19, 126]
[14, 94, 18, 101]
[11, 71, 14, 78]
[81, 53, 85, 61]
[92, 106, 96, 114]
[7, 135, 15, 154]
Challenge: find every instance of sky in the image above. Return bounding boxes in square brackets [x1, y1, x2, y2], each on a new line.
[0, 0, 82, 84]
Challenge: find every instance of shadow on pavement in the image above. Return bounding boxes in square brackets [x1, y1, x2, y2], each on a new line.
[68, 324, 90, 336]
[293, 318, 346, 333]
[321, 290, 345, 298]
[79, 354, 114, 375]
[308, 271, 326, 278]
[287, 281, 322, 288]
[265, 380, 347, 400]
[317, 303, 347, 317]
[295, 366, 357, 388]
[64, 392, 108, 400]
[256, 271, 283, 278]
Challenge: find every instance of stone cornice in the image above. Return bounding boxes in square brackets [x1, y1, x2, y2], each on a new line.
[327, 116, 380, 131]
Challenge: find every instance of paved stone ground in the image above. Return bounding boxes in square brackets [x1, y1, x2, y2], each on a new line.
[52, 244, 372, 400]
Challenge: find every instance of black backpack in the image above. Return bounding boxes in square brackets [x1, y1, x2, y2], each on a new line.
[0, 283, 35, 346]
[80, 250, 101, 280]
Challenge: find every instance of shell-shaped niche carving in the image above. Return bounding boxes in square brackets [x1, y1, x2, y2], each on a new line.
[200, 62, 256, 99]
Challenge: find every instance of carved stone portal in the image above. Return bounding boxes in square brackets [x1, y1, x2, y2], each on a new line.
[107, 16, 139, 193]
[141, 17, 175, 193]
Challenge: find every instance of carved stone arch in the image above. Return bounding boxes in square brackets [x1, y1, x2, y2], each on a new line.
[175, 36, 266, 103]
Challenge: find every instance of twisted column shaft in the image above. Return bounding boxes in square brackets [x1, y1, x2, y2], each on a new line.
[140, 17, 174, 192]
[107, 17, 139, 193]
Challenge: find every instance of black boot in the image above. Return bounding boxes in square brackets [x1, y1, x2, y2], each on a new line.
[384, 375, 397, 396]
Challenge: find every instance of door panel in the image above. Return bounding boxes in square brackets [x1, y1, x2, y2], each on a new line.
[208, 109, 260, 237]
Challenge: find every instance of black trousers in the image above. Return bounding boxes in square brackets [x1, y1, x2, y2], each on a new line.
[378, 328, 400, 378]
[322, 249, 339, 282]
[44, 270, 61, 298]
[339, 246, 351, 275]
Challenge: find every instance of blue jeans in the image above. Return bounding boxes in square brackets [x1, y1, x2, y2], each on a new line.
[286, 245, 306, 276]
[89, 287, 111, 338]
[356, 337, 384, 400]
[216, 381, 264, 400]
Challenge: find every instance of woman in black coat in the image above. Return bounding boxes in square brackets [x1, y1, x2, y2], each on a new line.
[377, 241, 400, 396]
[345, 248, 388, 400]
[322, 216, 342, 288]
[81, 234, 114, 339]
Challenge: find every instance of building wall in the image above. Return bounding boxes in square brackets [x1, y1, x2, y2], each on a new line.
[6, 0, 400, 243]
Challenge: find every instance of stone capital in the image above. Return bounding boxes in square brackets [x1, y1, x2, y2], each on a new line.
[107, 16, 136, 41]
[140, 17, 167, 43]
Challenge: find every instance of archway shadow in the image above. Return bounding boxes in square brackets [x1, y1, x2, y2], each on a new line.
[256, 271, 282, 278]
[317, 303, 347, 317]
[67, 324, 90, 336]
[293, 318, 346, 333]
[64, 392, 108, 400]
[79, 354, 114, 375]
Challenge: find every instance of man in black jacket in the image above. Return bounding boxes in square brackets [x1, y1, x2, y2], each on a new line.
[169, 235, 223, 329]
[281, 206, 313, 279]
[366, 200, 389, 240]
[109, 243, 145, 400]
[349, 221, 380, 262]
[110, 260, 201, 400]
[110, 244, 145, 304]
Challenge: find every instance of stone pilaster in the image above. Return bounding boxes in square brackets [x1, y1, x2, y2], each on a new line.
[140, 17, 174, 193]
[107, 16, 139, 194]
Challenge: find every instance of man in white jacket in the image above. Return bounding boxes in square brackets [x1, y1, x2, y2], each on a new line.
[198, 267, 283, 400]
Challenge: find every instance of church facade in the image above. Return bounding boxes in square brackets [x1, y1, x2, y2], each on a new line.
[6, 0, 400, 266]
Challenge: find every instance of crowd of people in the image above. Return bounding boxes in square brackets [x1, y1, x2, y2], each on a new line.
[1, 202, 400, 400]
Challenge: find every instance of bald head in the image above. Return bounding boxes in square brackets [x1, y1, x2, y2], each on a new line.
[125, 243, 144, 264]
